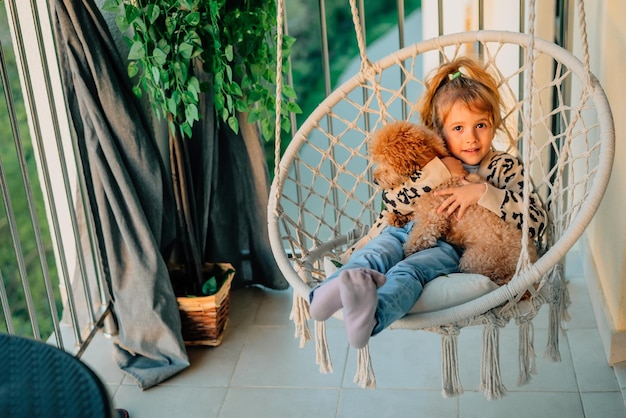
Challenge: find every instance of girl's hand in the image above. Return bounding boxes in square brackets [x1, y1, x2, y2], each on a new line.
[434, 179, 487, 219]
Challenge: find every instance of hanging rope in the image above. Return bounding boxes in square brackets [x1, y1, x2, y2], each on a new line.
[274, 0, 285, 186]
[517, 0, 536, 275]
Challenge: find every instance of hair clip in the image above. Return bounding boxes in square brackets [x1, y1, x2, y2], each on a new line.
[448, 71, 462, 81]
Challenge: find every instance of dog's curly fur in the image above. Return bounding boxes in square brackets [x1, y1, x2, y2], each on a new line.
[370, 121, 537, 286]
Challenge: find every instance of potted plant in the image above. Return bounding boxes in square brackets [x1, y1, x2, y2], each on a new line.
[102, 0, 300, 298]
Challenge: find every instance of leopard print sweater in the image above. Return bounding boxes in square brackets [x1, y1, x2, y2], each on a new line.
[341, 150, 547, 262]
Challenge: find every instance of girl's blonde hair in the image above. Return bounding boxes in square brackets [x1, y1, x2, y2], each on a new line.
[418, 56, 503, 135]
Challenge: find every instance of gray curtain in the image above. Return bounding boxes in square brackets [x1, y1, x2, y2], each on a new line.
[53, 0, 287, 389]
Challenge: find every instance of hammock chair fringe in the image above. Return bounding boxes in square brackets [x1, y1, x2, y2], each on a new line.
[545, 265, 571, 362]
[315, 320, 333, 373]
[517, 317, 537, 386]
[290, 292, 312, 348]
[355, 345, 376, 389]
[479, 315, 507, 400]
[440, 326, 463, 397]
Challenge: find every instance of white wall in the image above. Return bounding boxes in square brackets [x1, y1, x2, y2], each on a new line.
[576, 0, 626, 364]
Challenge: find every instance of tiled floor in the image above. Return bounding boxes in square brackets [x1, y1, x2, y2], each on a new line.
[81, 248, 626, 418]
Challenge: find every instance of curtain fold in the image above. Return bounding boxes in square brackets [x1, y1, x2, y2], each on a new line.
[53, 0, 188, 389]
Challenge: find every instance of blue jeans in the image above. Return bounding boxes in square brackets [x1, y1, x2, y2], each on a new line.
[310, 223, 461, 335]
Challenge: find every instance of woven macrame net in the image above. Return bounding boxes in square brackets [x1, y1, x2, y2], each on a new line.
[268, 12, 614, 400]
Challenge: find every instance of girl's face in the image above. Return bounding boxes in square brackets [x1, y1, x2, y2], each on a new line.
[440, 101, 494, 166]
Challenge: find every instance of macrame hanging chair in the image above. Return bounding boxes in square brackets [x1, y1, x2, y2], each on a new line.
[269, 0, 615, 399]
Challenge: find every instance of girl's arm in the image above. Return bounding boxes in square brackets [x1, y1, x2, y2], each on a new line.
[478, 152, 547, 239]
[381, 156, 458, 217]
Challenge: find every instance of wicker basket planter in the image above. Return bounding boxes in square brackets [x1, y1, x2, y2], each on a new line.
[175, 263, 235, 346]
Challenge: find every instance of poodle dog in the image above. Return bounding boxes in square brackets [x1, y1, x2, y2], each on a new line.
[369, 121, 537, 286]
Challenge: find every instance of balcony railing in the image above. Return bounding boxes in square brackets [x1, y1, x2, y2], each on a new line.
[0, 0, 115, 356]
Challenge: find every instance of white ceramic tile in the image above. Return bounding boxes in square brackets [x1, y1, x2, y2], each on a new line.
[614, 362, 626, 390]
[159, 323, 248, 387]
[457, 326, 579, 393]
[568, 328, 621, 392]
[80, 332, 126, 385]
[112, 384, 226, 418]
[230, 325, 349, 387]
[580, 392, 626, 418]
[338, 388, 458, 418]
[253, 287, 297, 326]
[564, 275, 599, 330]
[459, 391, 585, 418]
[343, 329, 444, 390]
[220, 388, 339, 418]
[81, 257, 626, 418]
[228, 287, 264, 327]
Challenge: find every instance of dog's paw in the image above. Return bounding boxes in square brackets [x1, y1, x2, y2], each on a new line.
[403, 235, 437, 257]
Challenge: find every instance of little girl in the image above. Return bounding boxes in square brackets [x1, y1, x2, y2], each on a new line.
[308, 56, 547, 349]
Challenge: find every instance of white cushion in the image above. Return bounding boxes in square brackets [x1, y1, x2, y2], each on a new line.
[323, 257, 498, 314]
[409, 273, 499, 314]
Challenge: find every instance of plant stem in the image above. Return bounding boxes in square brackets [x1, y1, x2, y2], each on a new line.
[168, 113, 203, 294]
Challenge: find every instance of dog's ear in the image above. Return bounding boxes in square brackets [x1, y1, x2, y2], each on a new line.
[370, 121, 451, 176]
[371, 122, 424, 174]
[423, 127, 450, 159]
[406, 124, 450, 165]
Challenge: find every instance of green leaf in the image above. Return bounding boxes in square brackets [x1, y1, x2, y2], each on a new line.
[114, 14, 129, 33]
[125, 5, 142, 28]
[227, 116, 239, 134]
[185, 12, 201, 26]
[261, 119, 272, 141]
[214, 93, 225, 111]
[282, 35, 297, 50]
[224, 44, 234, 62]
[128, 41, 144, 60]
[246, 110, 260, 124]
[188, 77, 200, 100]
[131, 85, 142, 99]
[247, 90, 262, 102]
[179, 0, 194, 11]
[185, 103, 199, 125]
[181, 122, 192, 139]
[165, 16, 176, 36]
[101, 0, 121, 13]
[127, 61, 139, 78]
[147, 4, 160, 24]
[174, 62, 188, 84]
[228, 81, 242, 97]
[179, 42, 194, 60]
[214, 71, 224, 86]
[281, 116, 291, 133]
[182, 90, 196, 105]
[151, 66, 160, 84]
[287, 101, 302, 114]
[167, 97, 178, 115]
[201, 276, 217, 296]
[152, 47, 167, 66]
[283, 85, 297, 99]
[235, 99, 248, 113]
